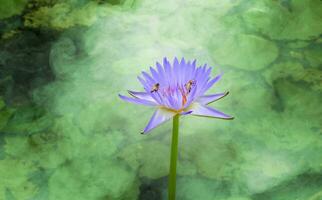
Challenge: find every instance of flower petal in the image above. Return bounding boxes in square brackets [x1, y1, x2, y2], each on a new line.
[142, 108, 177, 134]
[163, 57, 172, 85]
[127, 90, 155, 102]
[190, 103, 233, 119]
[173, 57, 180, 84]
[137, 76, 149, 91]
[142, 71, 155, 85]
[181, 111, 193, 115]
[202, 74, 222, 93]
[197, 92, 229, 105]
[156, 61, 165, 85]
[119, 94, 157, 106]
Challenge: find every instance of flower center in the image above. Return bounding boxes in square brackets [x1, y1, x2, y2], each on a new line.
[151, 80, 195, 110]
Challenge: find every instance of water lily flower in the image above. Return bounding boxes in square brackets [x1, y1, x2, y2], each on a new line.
[119, 57, 233, 134]
[119, 57, 233, 200]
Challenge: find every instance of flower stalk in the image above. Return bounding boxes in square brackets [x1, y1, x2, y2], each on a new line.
[119, 57, 234, 198]
[168, 114, 180, 200]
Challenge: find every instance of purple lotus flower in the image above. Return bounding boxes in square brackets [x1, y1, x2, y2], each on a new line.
[119, 57, 233, 134]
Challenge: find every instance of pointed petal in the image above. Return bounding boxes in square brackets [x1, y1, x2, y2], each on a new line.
[202, 74, 222, 93]
[173, 57, 180, 84]
[150, 67, 159, 82]
[177, 58, 185, 84]
[181, 111, 192, 115]
[197, 92, 229, 105]
[163, 57, 172, 85]
[142, 71, 155, 84]
[156, 61, 165, 84]
[127, 90, 156, 102]
[142, 108, 176, 134]
[190, 103, 233, 119]
[205, 67, 212, 78]
[119, 94, 157, 106]
[137, 76, 150, 91]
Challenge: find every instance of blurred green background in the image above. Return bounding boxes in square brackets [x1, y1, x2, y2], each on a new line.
[0, 0, 321, 199]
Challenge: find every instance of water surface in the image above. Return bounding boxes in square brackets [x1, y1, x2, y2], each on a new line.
[0, 0, 321, 199]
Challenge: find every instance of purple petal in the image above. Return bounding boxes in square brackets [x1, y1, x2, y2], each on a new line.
[181, 111, 192, 115]
[156, 61, 165, 84]
[137, 76, 149, 90]
[152, 91, 164, 105]
[177, 58, 185, 84]
[142, 71, 155, 84]
[173, 57, 180, 84]
[150, 67, 159, 81]
[203, 74, 222, 92]
[208, 74, 222, 85]
[127, 90, 156, 102]
[168, 95, 179, 110]
[197, 92, 229, 105]
[119, 94, 157, 106]
[142, 108, 176, 134]
[205, 67, 212, 77]
[184, 84, 198, 109]
[163, 57, 172, 85]
[190, 103, 233, 119]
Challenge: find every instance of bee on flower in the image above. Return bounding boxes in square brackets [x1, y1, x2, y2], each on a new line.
[119, 57, 233, 134]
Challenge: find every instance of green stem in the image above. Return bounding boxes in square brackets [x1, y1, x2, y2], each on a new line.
[168, 114, 179, 200]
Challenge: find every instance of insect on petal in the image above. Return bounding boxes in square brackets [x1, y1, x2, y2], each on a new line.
[120, 58, 233, 135]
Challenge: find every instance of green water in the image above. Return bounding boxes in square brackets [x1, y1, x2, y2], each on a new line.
[0, 0, 321, 199]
